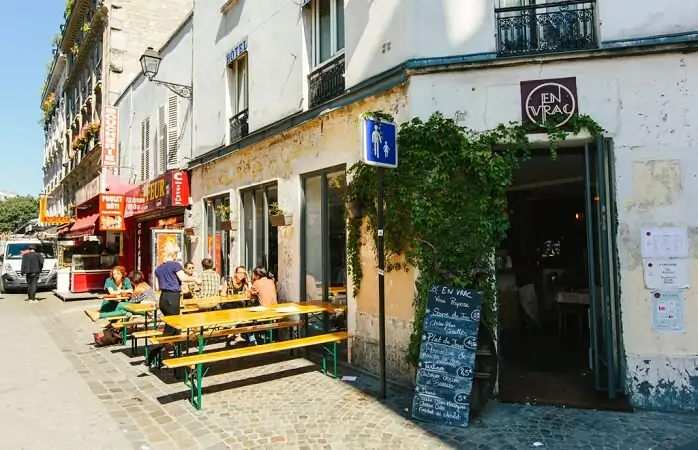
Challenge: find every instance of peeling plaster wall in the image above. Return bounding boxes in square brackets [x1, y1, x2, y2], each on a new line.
[188, 86, 411, 378]
[408, 52, 698, 411]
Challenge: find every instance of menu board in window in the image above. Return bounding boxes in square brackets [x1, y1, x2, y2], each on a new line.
[411, 284, 483, 428]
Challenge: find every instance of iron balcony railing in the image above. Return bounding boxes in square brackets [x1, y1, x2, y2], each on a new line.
[308, 55, 345, 108]
[496, 0, 597, 57]
[229, 108, 249, 143]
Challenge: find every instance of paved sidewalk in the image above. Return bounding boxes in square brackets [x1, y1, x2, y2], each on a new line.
[0, 293, 131, 450]
[3, 292, 698, 449]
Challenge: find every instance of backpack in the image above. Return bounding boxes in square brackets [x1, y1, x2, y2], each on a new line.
[93, 327, 121, 347]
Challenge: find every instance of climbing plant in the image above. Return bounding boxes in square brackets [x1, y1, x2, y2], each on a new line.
[345, 111, 603, 367]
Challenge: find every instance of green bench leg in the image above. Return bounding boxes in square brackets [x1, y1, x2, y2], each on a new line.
[321, 342, 339, 378]
[188, 363, 203, 410]
[121, 325, 128, 346]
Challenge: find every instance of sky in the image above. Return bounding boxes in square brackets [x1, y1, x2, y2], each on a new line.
[0, 1, 64, 196]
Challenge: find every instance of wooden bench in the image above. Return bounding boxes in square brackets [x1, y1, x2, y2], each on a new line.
[148, 320, 304, 361]
[162, 331, 351, 410]
[130, 329, 163, 356]
[149, 318, 296, 347]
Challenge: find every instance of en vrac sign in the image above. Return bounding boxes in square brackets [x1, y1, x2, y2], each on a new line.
[520, 77, 578, 132]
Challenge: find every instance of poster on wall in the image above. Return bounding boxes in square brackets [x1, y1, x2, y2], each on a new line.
[643, 259, 690, 290]
[651, 290, 685, 333]
[641, 227, 688, 259]
[207, 233, 223, 274]
[152, 230, 184, 268]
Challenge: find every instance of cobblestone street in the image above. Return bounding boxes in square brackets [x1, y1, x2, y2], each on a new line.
[2, 292, 698, 450]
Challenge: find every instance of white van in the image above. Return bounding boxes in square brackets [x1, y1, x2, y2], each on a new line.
[0, 239, 58, 293]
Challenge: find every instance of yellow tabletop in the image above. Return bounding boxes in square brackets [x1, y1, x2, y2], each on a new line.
[304, 300, 347, 313]
[122, 302, 200, 314]
[182, 294, 250, 307]
[162, 302, 330, 330]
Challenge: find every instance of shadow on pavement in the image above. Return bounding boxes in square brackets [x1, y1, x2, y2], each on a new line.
[155, 365, 317, 405]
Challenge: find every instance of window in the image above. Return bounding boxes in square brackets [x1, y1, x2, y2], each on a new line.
[5, 243, 56, 260]
[156, 96, 179, 175]
[301, 167, 347, 303]
[227, 54, 249, 143]
[140, 118, 151, 181]
[495, 0, 597, 56]
[312, 0, 345, 67]
[204, 194, 231, 279]
[240, 183, 278, 277]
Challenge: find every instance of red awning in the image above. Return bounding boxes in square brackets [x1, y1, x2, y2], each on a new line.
[64, 213, 99, 238]
[104, 174, 138, 195]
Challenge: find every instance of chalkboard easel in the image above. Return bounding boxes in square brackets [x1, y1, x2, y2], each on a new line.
[411, 284, 483, 428]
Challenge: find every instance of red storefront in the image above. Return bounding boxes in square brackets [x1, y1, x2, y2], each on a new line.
[58, 174, 133, 293]
[123, 170, 191, 285]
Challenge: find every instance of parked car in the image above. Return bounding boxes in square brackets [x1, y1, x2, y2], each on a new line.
[0, 239, 58, 293]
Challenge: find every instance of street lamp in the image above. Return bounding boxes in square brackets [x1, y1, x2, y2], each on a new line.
[139, 47, 193, 99]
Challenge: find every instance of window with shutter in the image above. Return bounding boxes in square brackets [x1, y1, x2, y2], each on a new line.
[167, 96, 179, 168]
[157, 105, 167, 175]
[140, 118, 151, 182]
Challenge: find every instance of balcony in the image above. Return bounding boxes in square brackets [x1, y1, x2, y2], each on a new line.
[496, 0, 597, 57]
[308, 55, 345, 108]
[229, 109, 249, 143]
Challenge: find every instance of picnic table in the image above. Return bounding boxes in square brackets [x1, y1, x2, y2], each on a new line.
[160, 302, 351, 409]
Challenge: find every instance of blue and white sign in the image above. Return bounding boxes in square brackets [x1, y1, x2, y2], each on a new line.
[361, 117, 398, 169]
[226, 39, 248, 66]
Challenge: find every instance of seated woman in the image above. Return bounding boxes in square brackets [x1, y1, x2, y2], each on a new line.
[249, 266, 277, 306]
[220, 265, 249, 310]
[129, 270, 157, 304]
[84, 266, 134, 321]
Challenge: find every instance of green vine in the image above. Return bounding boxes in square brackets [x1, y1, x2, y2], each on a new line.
[345, 110, 603, 367]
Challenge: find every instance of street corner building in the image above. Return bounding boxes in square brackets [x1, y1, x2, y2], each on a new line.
[39, 0, 698, 415]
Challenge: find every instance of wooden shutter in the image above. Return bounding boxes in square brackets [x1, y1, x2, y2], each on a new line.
[157, 105, 167, 175]
[140, 118, 151, 181]
[167, 96, 179, 168]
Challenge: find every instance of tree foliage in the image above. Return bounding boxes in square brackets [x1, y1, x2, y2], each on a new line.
[345, 111, 603, 366]
[0, 196, 40, 233]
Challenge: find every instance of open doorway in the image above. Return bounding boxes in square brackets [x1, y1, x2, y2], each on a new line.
[497, 145, 629, 410]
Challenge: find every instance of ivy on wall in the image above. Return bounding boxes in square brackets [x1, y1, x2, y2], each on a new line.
[345, 111, 603, 366]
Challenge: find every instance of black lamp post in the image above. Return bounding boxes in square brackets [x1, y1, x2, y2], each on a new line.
[139, 47, 193, 99]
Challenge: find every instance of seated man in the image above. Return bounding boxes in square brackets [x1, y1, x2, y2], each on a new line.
[199, 258, 224, 298]
[181, 261, 201, 299]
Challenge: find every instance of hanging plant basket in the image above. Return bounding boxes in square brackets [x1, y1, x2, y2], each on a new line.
[345, 199, 364, 219]
[219, 221, 232, 231]
[270, 213, 293, 227]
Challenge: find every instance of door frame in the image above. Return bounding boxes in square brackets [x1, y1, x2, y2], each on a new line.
[299, 164, 346, 303]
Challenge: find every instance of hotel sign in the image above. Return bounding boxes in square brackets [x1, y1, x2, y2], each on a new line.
[520, 77, 578, 132]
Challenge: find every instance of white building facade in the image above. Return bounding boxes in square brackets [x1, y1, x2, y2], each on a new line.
[180, 0, 698, 412]
[40, 0, 193, 219]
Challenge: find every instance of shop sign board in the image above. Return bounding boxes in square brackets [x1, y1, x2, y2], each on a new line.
[124, 170, 190, 218]
[520, 77, 578, 132]
[101, 106, 119, 168]
[99, 194, 125, 231]
[38, 195, 71, 225]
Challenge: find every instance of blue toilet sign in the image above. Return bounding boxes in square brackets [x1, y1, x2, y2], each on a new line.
[361, 117, 398, 169]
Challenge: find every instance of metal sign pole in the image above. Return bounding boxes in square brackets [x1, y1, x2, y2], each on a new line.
[377, 167, 387, 399]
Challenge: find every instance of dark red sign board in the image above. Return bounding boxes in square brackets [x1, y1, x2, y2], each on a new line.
[520, 77, 578, 133]
[124, 170, 190, 218]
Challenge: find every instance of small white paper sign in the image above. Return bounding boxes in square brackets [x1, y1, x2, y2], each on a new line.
[643, 259, 690, 289]
[651, 290, 685, 333]
[641, 227, 689, 259]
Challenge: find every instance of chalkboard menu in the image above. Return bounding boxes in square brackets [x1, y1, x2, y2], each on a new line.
[411, 284, 483, 428]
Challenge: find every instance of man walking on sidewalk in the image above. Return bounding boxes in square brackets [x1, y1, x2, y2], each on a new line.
[21, 244, 43, 303]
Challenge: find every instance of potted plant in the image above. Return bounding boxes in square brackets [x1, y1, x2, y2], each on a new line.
[215, 204, 233, 230]
[269, 202, 292, 227]
[345, 197, 364, 219]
